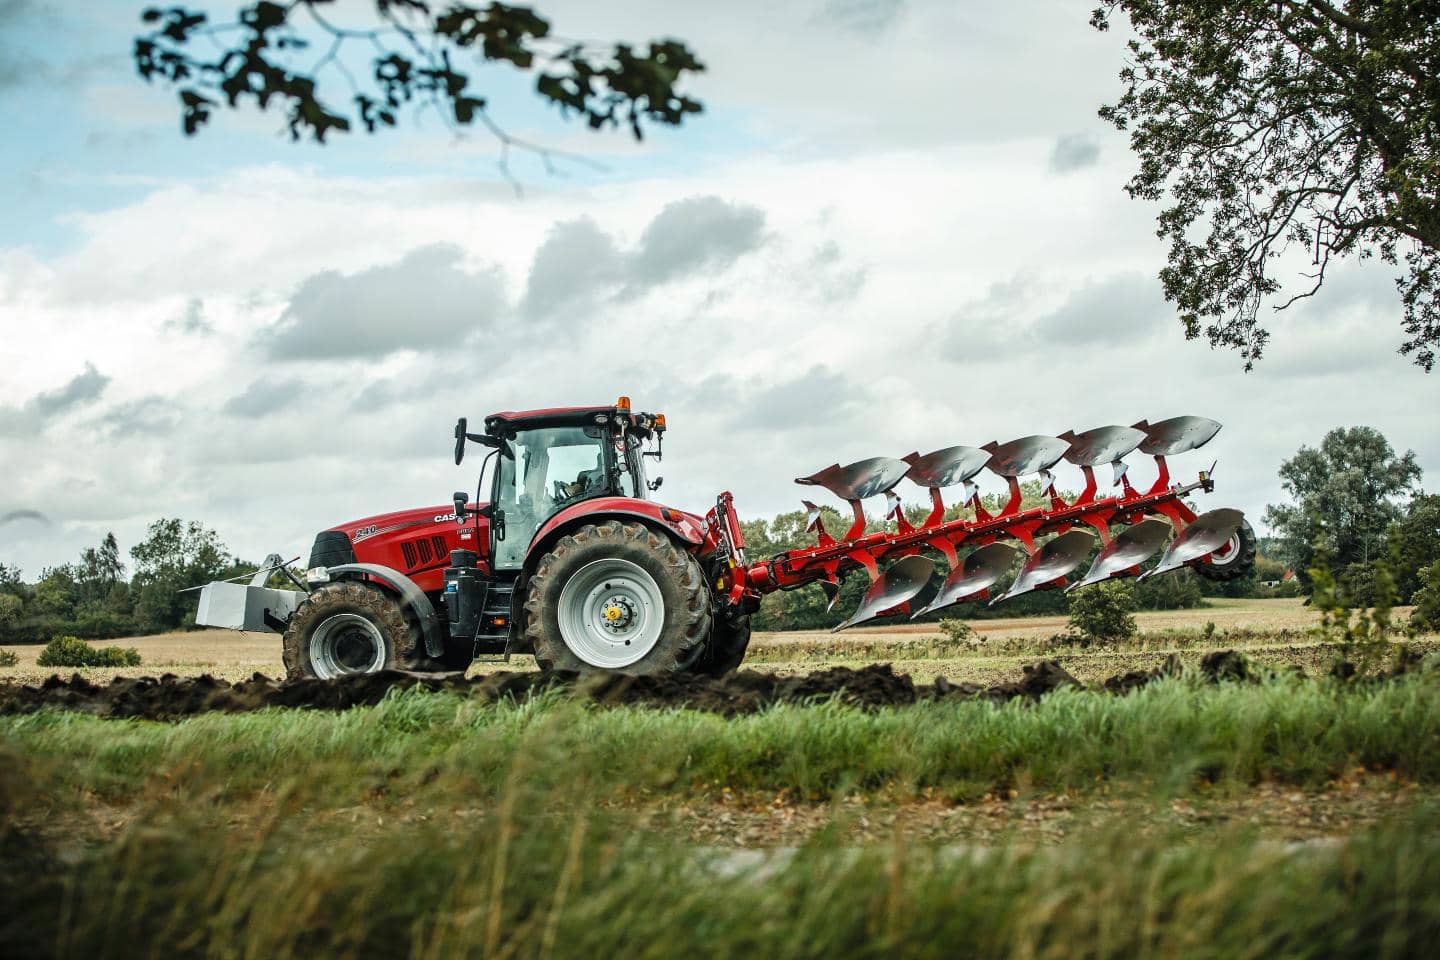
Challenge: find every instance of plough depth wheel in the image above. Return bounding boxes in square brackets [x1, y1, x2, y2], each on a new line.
[1192, 517, 1257, 583]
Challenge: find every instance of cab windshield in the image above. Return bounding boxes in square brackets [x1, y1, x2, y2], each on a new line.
[492, 426, 609, 569]
[489, 422, 652, 570]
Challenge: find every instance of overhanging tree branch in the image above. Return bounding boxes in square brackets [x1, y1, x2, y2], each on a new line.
[1093, 0, 1439, 370]
[132, 1, 705, 177]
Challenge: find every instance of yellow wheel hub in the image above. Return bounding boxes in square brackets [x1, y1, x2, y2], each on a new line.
[603, 605, 623, 621]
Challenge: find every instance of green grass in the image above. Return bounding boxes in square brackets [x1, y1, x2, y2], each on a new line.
[3, 770, 1438, 959]
[6, 674, 1440, 957]
[8, 673, 1440, 808]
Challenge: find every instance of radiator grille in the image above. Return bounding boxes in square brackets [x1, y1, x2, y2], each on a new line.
[400, 535, 452, 570]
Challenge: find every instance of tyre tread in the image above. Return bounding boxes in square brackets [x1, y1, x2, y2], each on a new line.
[281, 581, 425, 680]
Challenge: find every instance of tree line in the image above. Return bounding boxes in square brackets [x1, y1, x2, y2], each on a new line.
[0, 520, 246, 644]
[1, 495, 1267, 644]
[1264, 426, 1438, 609]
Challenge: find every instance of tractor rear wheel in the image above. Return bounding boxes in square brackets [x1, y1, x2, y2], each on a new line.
[1193, 517, 1257, 583]
[523, 520, 711, 674]
[281, 581, 428, 680]
[691, 614, 752, 677]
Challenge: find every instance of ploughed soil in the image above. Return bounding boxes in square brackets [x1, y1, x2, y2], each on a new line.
[0, 650, 1410, 721]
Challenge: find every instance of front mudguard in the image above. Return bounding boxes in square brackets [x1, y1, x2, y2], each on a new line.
[317, 562, 445, 658]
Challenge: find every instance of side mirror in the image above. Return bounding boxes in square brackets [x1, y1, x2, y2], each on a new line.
[648, 477, 664, 492]
[454, 417, 468, 465]
[453, 490, 469, 524]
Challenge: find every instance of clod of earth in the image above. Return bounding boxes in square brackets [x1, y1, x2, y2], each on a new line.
[0, 651, 1405, 721]
[1102, 653, 1185, 694]
[1201, 649, 1258, 683]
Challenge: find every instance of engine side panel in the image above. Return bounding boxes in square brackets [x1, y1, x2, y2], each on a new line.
[323, 504, 490, 592]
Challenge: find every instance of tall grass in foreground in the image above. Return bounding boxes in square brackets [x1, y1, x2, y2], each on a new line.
[4, 677, 1440, 957]
[5, 674, 1440, 806]
[2, 765, 1437, 959]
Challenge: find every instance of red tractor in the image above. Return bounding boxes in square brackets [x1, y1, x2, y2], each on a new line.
[195, 398, 1254, 679]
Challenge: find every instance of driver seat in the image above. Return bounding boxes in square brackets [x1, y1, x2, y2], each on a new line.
[573, 452, 605, 494]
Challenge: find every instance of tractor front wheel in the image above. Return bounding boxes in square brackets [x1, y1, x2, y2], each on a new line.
[523, 521, 711, 674]
[1194, 517, 1257, 583]
[281, 581, 428, 680]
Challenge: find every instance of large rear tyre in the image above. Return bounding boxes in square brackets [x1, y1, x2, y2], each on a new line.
[1193, 518, 1257, 583]
[281, 581, 429, 680]
[523, 521, 711, 674]
[691, 614, 752, 677]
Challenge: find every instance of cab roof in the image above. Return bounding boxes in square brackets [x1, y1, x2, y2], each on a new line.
[486, 405, 610, 422]
[484, 406, 613, 434]
[483, 403, 663, 439]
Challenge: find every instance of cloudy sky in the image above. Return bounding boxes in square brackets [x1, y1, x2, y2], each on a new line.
[1, 0, 1437, 577]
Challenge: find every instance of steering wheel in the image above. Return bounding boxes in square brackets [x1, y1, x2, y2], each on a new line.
[553, 469, 604, 505]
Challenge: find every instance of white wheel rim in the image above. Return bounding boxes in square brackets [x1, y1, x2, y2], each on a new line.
[310, 613, 385, 678]
[556, 557, 665, 669]
[1210, 533, 1241, 566]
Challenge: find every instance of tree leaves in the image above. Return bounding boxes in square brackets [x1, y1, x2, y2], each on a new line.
[1094, 1, 1440, 370]
[1262, 425, 1422, 585]
[434, 2, 549, 66]
[178, 89, 214, 135]
[531, 40, 705, 140]
[140, 6, 208, 43]
[132, 1, 705, 149]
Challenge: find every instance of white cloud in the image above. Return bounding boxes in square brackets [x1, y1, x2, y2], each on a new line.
[261, 244, 508, 360]
[0, 361, 109, 433]
[222, 377, 306, 418]
[626, 195, 767, 289]
[1029, 273, 1165, 346]
[162, 297, 211, 335]
[521, 217, 622, 321]
[518, 196, 769, 319]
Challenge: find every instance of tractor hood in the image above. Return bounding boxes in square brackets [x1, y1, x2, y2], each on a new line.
[330, 504, 464, 545]
[320, 503, 483, 588]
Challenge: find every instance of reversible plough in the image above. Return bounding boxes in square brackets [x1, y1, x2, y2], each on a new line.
[718, 416, 1249, 630]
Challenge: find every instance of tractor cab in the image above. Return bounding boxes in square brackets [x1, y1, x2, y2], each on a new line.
[455, 397, 666, 572]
